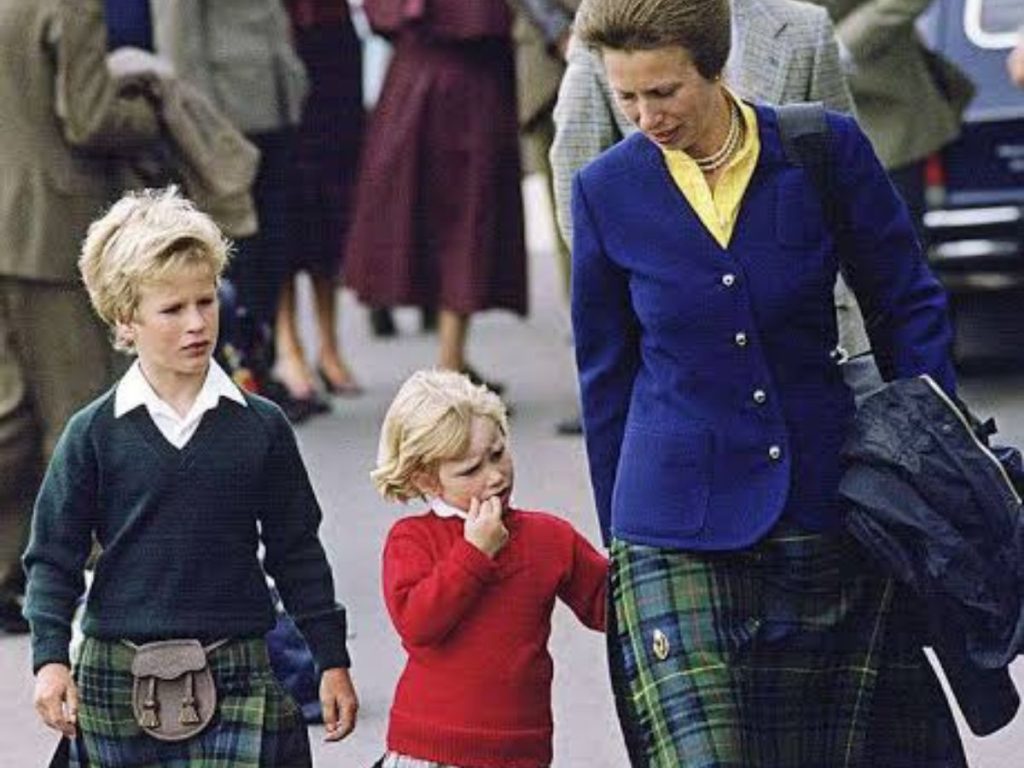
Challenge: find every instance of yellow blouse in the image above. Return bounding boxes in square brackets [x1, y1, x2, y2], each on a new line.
[661, 90, 760, 249]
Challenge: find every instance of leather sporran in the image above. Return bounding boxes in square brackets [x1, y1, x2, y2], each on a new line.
[125, 639, 226, 742]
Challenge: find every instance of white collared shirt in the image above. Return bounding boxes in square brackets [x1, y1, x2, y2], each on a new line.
[430, 497, 468, 520]
[114, 360, 247, 449]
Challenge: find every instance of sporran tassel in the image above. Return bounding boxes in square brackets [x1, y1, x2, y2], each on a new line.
[141, 677, 161, 728]
[180, 672, 201, 725]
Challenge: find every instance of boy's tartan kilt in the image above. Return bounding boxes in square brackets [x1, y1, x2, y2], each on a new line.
[609, 528, 967, 768]
[70, 636, 312, 768]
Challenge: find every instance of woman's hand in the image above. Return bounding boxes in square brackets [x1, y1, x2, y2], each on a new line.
[320, 667, 358, 741]
[34, 663, 78, 738]
[463, 496, 509, 558]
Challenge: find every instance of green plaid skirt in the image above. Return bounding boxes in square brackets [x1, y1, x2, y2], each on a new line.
[70, 636, 311, 768]
[609, 528, 967, 768]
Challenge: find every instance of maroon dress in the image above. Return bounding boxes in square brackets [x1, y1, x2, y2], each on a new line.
[344, 0, 527, 316]
[285, 0, 364, 277]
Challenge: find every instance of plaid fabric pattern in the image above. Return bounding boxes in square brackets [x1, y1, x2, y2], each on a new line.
[70, 636, 311, 768]
[609, 528, 965, 768]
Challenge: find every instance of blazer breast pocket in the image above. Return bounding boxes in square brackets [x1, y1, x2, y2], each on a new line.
[776, 180, 827, 248]
[613, 426, 713, 537]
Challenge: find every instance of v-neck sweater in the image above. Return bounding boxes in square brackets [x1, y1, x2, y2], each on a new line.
[382, 508, 608, 768]
[23, 389, 349, 673]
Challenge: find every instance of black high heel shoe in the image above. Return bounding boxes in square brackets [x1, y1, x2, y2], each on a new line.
[369, 307, 397, 338]
[262, 379, 330, 424]
[461, 365, 505, 396]
[317, 367, 363, 397]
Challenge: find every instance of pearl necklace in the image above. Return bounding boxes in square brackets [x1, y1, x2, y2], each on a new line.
[693, 98, 741, 173]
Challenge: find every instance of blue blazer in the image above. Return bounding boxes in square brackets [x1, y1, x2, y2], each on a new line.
[571, 103, 955, 550]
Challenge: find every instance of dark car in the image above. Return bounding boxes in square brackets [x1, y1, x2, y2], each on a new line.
[919, 0, 1023, 301]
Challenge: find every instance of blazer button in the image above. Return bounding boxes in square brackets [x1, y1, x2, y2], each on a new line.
[768, 445, 782, 461]
[734, 331, 748, 347]
[753, 389, 767, 404]
[722, 273, 736, 287]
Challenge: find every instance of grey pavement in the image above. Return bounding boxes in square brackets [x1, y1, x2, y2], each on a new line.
[3, 178, 1024, 766]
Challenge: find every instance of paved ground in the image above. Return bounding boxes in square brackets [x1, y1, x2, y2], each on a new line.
[3, 178, 1024, 766]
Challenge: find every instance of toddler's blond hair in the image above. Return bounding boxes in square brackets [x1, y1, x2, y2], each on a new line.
[372, 369, 509, 502]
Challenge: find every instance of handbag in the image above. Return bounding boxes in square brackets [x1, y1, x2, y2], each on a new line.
[124, 638, 227, 742]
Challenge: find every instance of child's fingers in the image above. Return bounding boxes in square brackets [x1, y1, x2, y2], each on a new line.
[480, 496, 501, 520]
[322, 694, 339, 737]
[65, 679, 79, 732]
[467, 497, 481, 520]
[321, 669, 359, 742]
[34, 664, 77, 739]
[333, 694, 358, 740]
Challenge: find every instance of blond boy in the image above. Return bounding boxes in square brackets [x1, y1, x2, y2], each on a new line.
[24, 188, 356, 766]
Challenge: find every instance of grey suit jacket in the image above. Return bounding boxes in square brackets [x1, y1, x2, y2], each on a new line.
[811, 0, 973, 169]
[0, 0, 159, 283]
[150, 0, 308, 136]
[550, 0, 869, 354]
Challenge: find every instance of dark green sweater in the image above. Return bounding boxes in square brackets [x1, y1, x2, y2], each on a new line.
[23, 389, 349, 672]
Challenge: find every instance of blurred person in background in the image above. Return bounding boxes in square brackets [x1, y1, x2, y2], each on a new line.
[507, 0, 580, 433]
[345, 0, 527, 394]
[275, 0, 365, 402]
[150, 0, 325, 422]
[509, 0, 578, 291]
[809, 0, 974, 239]
[0, 0, 159, 635]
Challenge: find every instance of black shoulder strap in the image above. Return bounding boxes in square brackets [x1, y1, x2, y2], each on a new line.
[776, 102, 839, 235]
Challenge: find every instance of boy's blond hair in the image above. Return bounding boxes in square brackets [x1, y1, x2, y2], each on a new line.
[372, 369, 510, 503]
[79, 187, 231, 351]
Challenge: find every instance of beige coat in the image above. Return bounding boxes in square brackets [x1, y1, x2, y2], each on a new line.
[0, 0, 157, 594]
[510, 0, 580, 129]
[0, 0, 158, 283]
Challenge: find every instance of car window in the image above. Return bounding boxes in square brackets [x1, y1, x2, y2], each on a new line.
[965, 0, 1023, 48]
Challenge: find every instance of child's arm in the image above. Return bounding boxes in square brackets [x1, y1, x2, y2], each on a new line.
[383, 521, 498, 646]
[22, 412, 97, 672]
[557, 525, 609, 632]
[23, 412, 97, 738]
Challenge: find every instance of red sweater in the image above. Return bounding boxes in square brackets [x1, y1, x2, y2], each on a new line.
[382, 508, 608, 768]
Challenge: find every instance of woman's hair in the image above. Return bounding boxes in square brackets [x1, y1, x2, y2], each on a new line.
[372, 369, 509, 503]
[79, 187, 231, 352]
[574, 0, 731, 80]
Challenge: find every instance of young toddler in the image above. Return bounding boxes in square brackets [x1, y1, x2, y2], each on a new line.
[371, 369, 608, 768]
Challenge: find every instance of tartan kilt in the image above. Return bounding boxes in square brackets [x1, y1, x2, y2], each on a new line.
[608, 527, 967, 768]
[70, 636, 312, 768]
